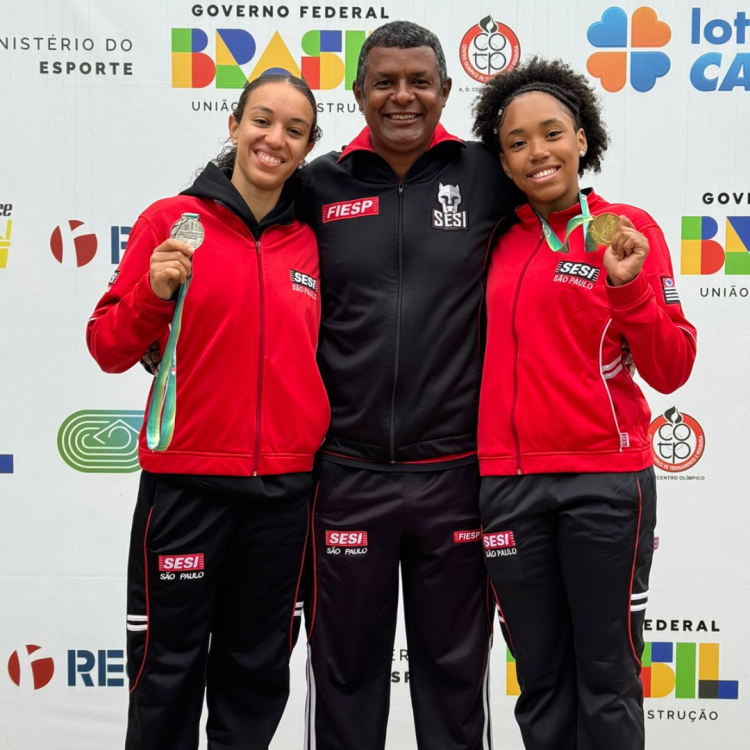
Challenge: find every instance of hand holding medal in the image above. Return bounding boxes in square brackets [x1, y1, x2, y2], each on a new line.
[588, 213, 620, 246]
[149, 213, 204, 301]
[147, 213, 205, 451]
[600, 215, 650, 286]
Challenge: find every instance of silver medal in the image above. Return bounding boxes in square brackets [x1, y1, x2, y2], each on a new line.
[170, 213, 205, 250]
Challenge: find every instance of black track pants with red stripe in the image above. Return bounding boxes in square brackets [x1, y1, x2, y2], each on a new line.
[480, 468, 656, 750]
[125, 470, 312, 750]
[305, 460, 494, 750]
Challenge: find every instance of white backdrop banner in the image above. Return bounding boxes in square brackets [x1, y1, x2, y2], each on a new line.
[1, 1, 748, 748]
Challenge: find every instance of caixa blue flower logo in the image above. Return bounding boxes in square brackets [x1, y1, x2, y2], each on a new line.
[586, 6, 672, 93]
[58, 410, 143, 473]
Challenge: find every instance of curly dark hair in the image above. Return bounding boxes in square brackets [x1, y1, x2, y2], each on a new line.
[472, 57, 608, 176]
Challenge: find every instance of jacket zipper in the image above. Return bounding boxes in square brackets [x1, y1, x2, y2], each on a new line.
[389, 181, 405, 463]
[253, 237, 265, 476]
[509, 233, 545, 475]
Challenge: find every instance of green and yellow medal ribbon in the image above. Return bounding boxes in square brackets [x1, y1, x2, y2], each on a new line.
[146, 276, 191, 451]
[146, 213, 204, 451]
[535, 191, 599, 254]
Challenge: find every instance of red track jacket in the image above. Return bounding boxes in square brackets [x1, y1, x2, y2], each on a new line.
[87, 166, 330, 476]
[478, 191, 696, 476]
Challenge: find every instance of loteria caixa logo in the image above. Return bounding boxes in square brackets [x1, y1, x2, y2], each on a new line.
[648, 406, 705, 473]
[58, 410, 143, 473]
[587, 6, 671, 92]
[172, 28, 367, 89]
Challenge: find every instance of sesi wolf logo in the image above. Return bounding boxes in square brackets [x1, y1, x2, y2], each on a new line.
[432, 183, 469, 231]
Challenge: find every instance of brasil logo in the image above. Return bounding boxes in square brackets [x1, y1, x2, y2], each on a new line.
[58, 410, 143, 473]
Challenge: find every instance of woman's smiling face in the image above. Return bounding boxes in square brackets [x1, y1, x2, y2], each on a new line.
[498, 91, 587, 218]
[229, 80, 315, 199]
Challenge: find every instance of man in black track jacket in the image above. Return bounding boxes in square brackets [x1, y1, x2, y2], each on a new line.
[302, 21, 517, 750]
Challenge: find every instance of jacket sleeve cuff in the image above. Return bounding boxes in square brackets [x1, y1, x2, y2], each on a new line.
[606, 271, 650, 309]
[133, 273, 176, 320]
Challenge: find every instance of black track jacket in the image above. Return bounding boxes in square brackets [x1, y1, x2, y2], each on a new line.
[305, 125, 516, 465]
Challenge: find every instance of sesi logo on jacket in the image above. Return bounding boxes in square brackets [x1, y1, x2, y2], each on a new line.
[554, 260, 601, 288]
[290, 268, 319, 299]
[432, 183, 469, 231]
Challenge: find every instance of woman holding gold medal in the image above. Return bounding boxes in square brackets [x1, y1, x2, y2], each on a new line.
[472, 58, 696, 749]
[87, 74, 329, 749]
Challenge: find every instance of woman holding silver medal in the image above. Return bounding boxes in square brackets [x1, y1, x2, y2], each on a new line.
[472, 58, 697, 749]
[87, 73, 329, 749]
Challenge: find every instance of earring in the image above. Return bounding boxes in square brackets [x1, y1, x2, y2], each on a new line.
[579, 149, 586, 157]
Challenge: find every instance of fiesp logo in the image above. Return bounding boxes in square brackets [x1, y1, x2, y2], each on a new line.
[0, 454, 13, 473]
[587, 6, 671, 92]
[58, 410, 143, 473]
[322, 197, 379, 223]
[454, 530, 481, 543]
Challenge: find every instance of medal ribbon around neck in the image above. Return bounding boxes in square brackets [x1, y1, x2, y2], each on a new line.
[146, 213, 204, 451]
[535, 191, 599, 254]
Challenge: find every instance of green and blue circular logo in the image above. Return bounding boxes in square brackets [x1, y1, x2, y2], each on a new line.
[58, 410, 143, 473]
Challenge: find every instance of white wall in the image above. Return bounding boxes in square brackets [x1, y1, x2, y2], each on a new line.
[1, 1, 748, 747]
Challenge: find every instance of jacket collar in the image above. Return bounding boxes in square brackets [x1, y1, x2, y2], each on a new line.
[515, 188, 607, 228]
[337, 123, 465, 163]
[181, 162, 296, 238]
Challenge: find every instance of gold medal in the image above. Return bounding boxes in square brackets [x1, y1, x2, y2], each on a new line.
[589, 213, 620, 246]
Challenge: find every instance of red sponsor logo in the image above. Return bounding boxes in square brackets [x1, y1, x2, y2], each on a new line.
[322, 197, 379, 223]
[7, 645, 55, 690]
[159, 553, 205, 572]
[325, 530, 368, 547]
[483, 531, 516, 549]
[648, 407, 705, 473]
[454, 529, 482, 543]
